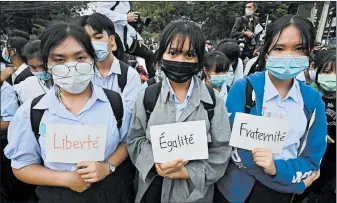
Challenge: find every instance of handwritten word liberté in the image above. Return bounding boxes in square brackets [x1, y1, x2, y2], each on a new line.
[53, 134, 100, 150]
[240, 123, 286, 142]
[159, 132, 194, 152]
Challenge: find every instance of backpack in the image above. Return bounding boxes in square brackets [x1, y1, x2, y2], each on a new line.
[30, 88, 124, 140]
[118, 60, 129, 92]
[143, 81, 216, 122]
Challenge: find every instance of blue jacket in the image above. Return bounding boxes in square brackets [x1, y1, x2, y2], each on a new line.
[217, 72, 327, 202]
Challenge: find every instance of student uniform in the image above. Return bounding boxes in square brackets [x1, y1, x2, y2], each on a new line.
[127, 76, 232, 202]
[92, 56, 141, 111]
[215, 71, 327, 203]
[0, 81, 19, 124]
[14, 76, 50, 104]
[1, 81, 36, 202]
[5, 63, 34, 85]
[4, 84, 134, 203]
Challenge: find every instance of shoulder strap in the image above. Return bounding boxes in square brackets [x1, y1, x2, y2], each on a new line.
[201, 84, 216, 121]
[143, 81, 162, 121]
[298, 106, 316, 156]
[118, 60, 129, 93]
[227, 85, 230, 92]
[110, 1, 120, 11]
[30, 94, 46, 140]
[147, 77, 157, 86]
[102, 88, 124, 129]
[245, 79, 255, 113]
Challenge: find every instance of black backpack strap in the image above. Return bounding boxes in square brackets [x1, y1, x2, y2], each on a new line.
[110, 1, 120, 11]
[102, 88, 124, 129]
[201, 84, 216, 121]
[118, 60, 129, 93]
[143, 81, 162, 121]
[245, 79, 255, 114]
[147, 77, 157, 86]
[226, 85, 230, 92]
[30, 94, 46, 140]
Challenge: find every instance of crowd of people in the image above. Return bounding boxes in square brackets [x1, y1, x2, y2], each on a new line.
[0, 1, 336, 203]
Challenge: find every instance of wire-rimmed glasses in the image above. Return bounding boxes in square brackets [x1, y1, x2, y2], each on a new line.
[49, 62, 93, 77]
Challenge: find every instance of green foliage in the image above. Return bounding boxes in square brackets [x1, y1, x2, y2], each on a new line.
[0, 1, 88, 34]
[133, 1, 301, 41]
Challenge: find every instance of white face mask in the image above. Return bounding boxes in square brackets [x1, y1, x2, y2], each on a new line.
[50, 62, 94, 94]
[245, 9, 254, 16]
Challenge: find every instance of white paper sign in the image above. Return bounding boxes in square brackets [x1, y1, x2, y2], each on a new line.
[46, 124, 107, 163]
[229, 113, 289, 153]
[254, 23, 264, 35]
[150, 120, 209, 163]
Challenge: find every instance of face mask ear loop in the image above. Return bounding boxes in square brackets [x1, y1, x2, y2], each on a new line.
[58, 89, 71, 109]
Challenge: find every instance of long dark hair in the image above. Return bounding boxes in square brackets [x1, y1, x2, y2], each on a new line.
[156, 21, 205, 70]
[76, 13, 125, 62]
[39, 21, 96, 71]
[249, 15, 315, 75]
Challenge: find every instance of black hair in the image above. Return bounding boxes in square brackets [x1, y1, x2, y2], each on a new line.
[8, 29, 30, 40]
[246, 1, 257, 9]
[77, 13, 116, 36]
[39, 21, 96, 71]
[250, 15, 315, 74]
[76, 13, 125, 61]
[314, 50, 336, 82]
[156, 21, 205, 70]
[6, 36, 29, 61]
[204, 51, 230, 73]
[217, 42, 241, 63]
[22, 40, 42, 63]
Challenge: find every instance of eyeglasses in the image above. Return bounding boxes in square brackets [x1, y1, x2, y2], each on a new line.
[49, 62, 93, 77]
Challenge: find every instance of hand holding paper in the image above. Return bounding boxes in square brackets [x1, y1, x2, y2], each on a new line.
[252, 148, 276, 176]
[76, 161, 110, 183]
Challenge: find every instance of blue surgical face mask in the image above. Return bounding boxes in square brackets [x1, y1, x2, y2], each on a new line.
[2, 48, 11, 63]
[266, 55, 309, 80]
[32, 71, 52, 81]
[92, 41, 109, 62]
[209, 74, 228, 87]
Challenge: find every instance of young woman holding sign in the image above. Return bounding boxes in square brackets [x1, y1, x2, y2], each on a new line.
[4, 22, 134, 203]
[214, 15, 327, 203]
[127, 21, 232, 202]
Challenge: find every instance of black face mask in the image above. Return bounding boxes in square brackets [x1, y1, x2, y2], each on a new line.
[161, 59, 199, 83]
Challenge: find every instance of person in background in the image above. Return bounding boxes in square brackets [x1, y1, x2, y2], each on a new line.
[231, 1, 260, 60]
[77, 12, 142, 111]
[244, 47, 262, 76]
[95, 1, 156, 78]
[205, 40, 214, 52]
[127, 21, 232, 202]
[217, 41, 244, 87]
[4, 21, 134, 203]
[294, 49, 336, 203]
[215, 15, 326, 203]
[1, 35, 33, 85]
[13, 40, 53, 104]
[203, 51, 231, 103]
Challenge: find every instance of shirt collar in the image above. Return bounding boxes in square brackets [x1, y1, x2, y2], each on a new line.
[166, 77, 194, 104]
[33, 82, 108, 111]
[95, 56, 121, 78]
[264, 71, 300, 103]
[13, 63, 28, 77]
